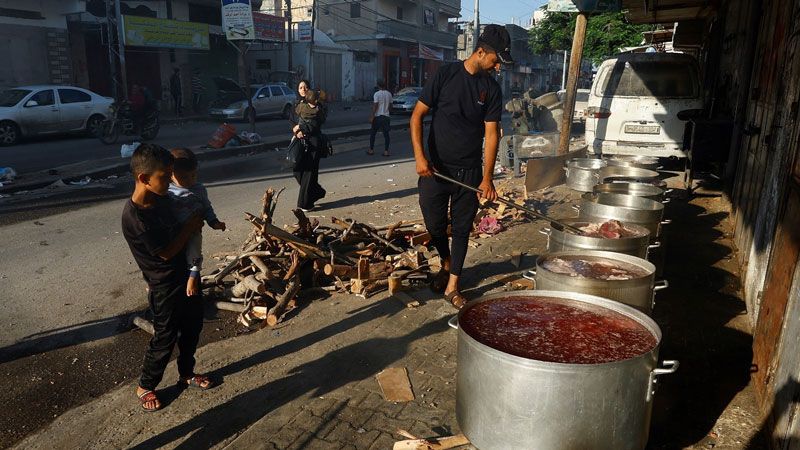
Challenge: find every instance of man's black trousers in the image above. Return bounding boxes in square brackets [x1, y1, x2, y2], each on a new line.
[139, 282, 204, 391]
[418, 167, 482, 276]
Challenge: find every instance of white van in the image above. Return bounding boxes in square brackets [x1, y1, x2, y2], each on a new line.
[585, 53, 702, 158]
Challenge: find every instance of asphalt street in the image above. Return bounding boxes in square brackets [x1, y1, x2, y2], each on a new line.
[0, 102, 379, 174]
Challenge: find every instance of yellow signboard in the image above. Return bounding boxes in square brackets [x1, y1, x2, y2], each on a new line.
[122, 15, 209, 50]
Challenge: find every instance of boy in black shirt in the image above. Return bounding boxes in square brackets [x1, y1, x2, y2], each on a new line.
[121, 143, 214, 412]
[410, 25, 512, 309]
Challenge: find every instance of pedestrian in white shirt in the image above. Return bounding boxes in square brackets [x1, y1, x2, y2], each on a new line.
[368, 80, 393, 156]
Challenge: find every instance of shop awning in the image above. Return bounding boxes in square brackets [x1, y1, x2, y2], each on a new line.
[622, 0, 718, 24]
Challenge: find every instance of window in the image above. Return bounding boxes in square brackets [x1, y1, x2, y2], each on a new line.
[397, 7, 403, 20]
[597, 61, 699, 98]
[257, 88, 270, 98]
[58, 89, 92, 104]
[270, 86, 283, 97]
[350, 2, 360, 18]
[256, 59, 272, 71]
[281, 86, 294, 96]
[28, 90, 54, 107]
[423, 8, 434, 26]
[0, 89, 31, 107]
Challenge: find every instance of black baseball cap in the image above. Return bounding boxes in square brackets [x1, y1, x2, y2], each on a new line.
[478, 24, 513, 64]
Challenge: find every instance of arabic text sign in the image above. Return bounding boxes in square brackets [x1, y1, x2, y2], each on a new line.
[222, 0, 255, 40]
[253, 12, 286, 41]
[547, 0, 621, 12]
[122, 15, 209, 49]
[298, 21, 312, 42]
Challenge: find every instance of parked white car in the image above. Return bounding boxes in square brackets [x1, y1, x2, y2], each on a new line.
[0, 85, 112, 146]
[557, 88, 590, 122]
[584, 53, 702, 158]
[208, 77, 295, 122]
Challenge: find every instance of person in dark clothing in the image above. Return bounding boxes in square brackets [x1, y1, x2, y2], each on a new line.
[190, 69, 205, 113]
[289, 79, 326, 211]
[410, 24, 512, 309]
[169, 68, 182, 117]
[121, 143, 215, 412]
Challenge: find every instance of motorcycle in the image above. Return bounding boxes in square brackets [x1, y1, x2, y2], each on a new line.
[98, 101, 160, 145]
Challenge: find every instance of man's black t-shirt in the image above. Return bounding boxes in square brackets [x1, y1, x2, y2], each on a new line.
[121, 196, 186, 288]
[418, 62, 502, 170]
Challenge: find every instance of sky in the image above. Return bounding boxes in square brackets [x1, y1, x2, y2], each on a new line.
[460, 0, 548, 26]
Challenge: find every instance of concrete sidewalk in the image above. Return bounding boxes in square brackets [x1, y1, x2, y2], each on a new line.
[11, 173, 765, 449]
[0, 115, 422, 196]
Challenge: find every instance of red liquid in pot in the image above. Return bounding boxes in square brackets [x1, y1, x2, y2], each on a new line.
[459, 296, 658, 364]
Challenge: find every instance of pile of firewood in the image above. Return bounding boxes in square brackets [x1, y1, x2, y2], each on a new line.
[202, 187, 440, 329]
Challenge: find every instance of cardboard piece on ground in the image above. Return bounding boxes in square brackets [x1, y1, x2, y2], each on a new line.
[393, 434, 471, 450]
[392, 291, 420, 308]
[376, 367, 415, 402]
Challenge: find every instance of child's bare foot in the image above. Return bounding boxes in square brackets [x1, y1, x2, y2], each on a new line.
[187, 277, 199, 297]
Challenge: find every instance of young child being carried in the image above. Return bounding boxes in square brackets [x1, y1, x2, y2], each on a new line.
[167, 147, 226, 297]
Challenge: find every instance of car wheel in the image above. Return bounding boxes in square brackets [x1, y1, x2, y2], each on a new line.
[85, 114, 105, 137]
[282, 103, 292, 119]
[0, 121, 20, 146]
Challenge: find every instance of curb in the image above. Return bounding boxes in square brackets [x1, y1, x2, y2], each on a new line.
[0, 119, 417, 195]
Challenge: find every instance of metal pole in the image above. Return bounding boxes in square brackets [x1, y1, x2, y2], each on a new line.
[561, 49, 567, 90]
[473, 0, 480, 48]
[557, 13, 587, 155]
[114, 0, 128, 100]
[105, 0, 118, 99]
[285, 0, 292, 72]
[308, 0, 316, 87]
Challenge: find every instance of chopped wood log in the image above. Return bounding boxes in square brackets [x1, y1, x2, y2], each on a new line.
[232, 275, 267, 297]
[410, 232, 431, 246]
[360, 279, 389, 298]
[375, 219, 424, 231]
[357, 258, 370, 280]
[266, 276, 301, 327]
[214, 301, 248, 313]
[132, 316, 154, 335]
[324, 264, 353, 277]
[391, 291, 420, 308]
[392, 434, 470, 450]
[249, 256, 273, 280]
[283, 250, 302, 281]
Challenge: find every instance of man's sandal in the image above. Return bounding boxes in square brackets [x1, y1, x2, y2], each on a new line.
[430, 269, 450, 293]
[445, 291, 468, 310]
[179, 374, 215, 390]
[138, 390, 162, 412]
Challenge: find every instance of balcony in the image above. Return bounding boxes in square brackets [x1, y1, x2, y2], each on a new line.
[435, 0, 460, 16]
[377, 19, 457, 49]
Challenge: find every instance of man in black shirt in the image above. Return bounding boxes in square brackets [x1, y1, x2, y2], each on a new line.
[121, 143, 213, 412]
[410, 25, 512, 309]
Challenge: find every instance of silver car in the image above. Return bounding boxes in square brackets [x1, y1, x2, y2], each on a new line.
[391, 87, 423, 114]
[208, 78, 295, 122]
[0, 85, 112, 145]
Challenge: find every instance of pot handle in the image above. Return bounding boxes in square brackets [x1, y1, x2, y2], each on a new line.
[648, 241, 661, 250]
[564, 167, 570, 178]
[653, 280, 669, 291]
[448, 315, 459, 330]
[572, 204, 581, 212]
[646, 360, 680, 402]
[522, 269, 537, 281]
[664, 188, 674, 194]
[539, 227, 551, 236]
[660, 219, 672, 226]
[661, 198, 671, 204]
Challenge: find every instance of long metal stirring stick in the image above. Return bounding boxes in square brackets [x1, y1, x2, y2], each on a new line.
[432, 172, 586, 235]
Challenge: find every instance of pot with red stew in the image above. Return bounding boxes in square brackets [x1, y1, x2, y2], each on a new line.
[450, 291, 678, 450]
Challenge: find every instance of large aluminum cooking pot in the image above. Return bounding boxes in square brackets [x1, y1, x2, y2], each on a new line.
[524, 250, 668, 314]
[600, 166, 660, 184]
[450, 290, 679, 450]
[594, 182, 670, 203]
[576, 192, 668, 238]
[564, 158, 607, 192]
[606, 155, 661, 171]
[541, 219, 658, 259]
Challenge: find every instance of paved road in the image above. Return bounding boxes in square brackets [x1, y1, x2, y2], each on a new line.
[0, 102, 384, 174]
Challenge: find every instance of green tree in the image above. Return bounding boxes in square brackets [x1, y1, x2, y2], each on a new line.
[528, 10, 651, 65]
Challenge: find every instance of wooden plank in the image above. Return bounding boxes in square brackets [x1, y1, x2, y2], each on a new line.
[376, 367, 414, 402]
[392, 434, 470, 450]
[392, 291, 420, 308]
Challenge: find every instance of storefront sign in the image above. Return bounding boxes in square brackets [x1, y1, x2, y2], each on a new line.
[409, 44, 443, 61]
[298, 21, 312, 42]
[253, 12, 286, 41]
[222, 0, 255, 40]
[547, 0, 621, 12]
[122, 15, 209, 49]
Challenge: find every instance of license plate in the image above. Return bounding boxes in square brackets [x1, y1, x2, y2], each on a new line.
[625, 124, 660, 134]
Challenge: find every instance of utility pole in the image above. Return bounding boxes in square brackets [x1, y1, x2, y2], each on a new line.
[473, 0, 480, 48]
[105, 0, 118, 99]
[114, 0, 128, 100]
[308, 0, 317, 88]
[285, 0, 292, 72]
[561, 49, 567, 90]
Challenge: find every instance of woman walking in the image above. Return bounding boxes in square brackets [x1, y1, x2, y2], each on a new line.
[289, 79, 327, 211]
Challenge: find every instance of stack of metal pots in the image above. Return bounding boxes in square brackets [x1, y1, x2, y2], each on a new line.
[452, 154, 678, 450]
